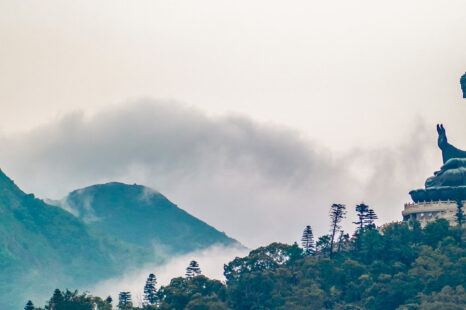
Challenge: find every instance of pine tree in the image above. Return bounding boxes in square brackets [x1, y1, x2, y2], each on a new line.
[329, 203, 346, 258]
[144, 273, 158, 305]
[456, 200, 464, 226]
[118, 292, 132, 310]
[365, 209, 378, 229]
[185, 260, 202, 279]
[301, 225, 315, 255]
[49, 289, 64, 309]
[24, 300, 35, 310]
[336, 231, 349, 252]
[105, 296, 112, 306]
[353, 203, 369, 232]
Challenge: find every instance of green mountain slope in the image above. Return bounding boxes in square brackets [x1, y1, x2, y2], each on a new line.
[0, 170, 158, 309]
[58, 182, 240, 254]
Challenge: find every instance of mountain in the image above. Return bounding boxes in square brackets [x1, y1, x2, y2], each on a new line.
[0, 169, 158, 309]
[56, 182, 240, 255]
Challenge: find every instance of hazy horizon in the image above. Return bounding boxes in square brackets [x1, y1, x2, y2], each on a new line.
[1, 1, 466, 248]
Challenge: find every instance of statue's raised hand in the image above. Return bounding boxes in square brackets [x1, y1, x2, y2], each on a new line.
[436, 124, 466, 164]
[437, 124, 448, 149]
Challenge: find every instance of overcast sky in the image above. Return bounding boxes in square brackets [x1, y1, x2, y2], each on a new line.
[1, 1, 466, 247]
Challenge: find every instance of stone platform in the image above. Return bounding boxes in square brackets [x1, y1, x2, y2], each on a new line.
[402, 200, 460, 227]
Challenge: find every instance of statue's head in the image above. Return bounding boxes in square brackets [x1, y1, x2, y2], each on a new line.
[437, 124, 448, 148]
[461, 72, 466, 98]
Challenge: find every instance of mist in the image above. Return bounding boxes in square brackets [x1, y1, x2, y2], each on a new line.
[0, 100, 441, 247]
[90, 244, 248, 307]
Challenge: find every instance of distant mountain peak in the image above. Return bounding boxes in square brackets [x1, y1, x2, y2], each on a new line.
[56, 182, 241, 254]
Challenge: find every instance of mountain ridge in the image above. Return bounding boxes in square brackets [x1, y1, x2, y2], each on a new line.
[54, 181, 241, 255]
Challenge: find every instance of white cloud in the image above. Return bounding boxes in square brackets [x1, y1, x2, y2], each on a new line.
[0, 101, 440, 247]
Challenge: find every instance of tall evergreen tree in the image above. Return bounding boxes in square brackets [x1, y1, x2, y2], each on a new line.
[456, 200, 464, 227]
[316, 234, 331, 256]
[301, 225, 315, 255]
[353, 203, 369, 231]
[118, 292, 132, 310]
[105, 296, 112, 306]
[186, 260, 202, 279]
[336, 230, 349, 252]
[329, 203, 346, 258]
[365, 209, 378, 229]
[144, 273, 158, 305]
[24, 300, 35, 310]
[49, 289, 64, 309]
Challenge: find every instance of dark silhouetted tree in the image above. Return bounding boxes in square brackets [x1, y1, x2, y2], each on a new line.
[456, 200, 464, 227]
[105, 296, 112, 306]
[186, 260, 202, 279]
[353, 203, 369, 231]
[316, 234, 331, 256]
[118, 292, 132, 310]
[365, 209, 378, 229]
[329, 203, 346, 257]
[144, 273, 158, 305]
[24, 300, 35, 310]
[336, 230, 349, 252]
[301, 225, 315, 255]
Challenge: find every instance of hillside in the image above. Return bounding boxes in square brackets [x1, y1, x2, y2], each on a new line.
[55, 182, 240, 254]
[0, 169, 158, 309]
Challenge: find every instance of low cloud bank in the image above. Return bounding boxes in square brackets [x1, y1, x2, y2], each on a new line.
[0, 100, 439, 247]
[90, 244, 248, 307]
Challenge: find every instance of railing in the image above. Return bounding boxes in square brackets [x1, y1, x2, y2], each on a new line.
[404, 200, 460, 209]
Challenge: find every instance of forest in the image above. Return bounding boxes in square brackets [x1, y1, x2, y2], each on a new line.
[25, 203, 466, 310]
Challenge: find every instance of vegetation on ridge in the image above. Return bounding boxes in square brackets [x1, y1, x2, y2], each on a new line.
[28, 203, 466, 310]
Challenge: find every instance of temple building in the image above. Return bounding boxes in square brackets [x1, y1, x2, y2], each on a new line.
[402, 124, 465, 227]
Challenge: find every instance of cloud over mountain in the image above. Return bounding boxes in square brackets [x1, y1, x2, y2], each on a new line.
[0, 101, 438, 246]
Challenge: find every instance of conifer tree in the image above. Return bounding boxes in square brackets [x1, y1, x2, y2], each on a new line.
[118, 292, 132, 310]
[329, 203, 346, 258]
[336, 231, 349, 252]
[105, 296, 112, 306]
[186, 260, 202, 279]
[456, 200, 464, 226]
[24, 300, 35, 310]
[144, 273, 158, 305]
[301, 225, 315, 255]
[353, 203, 369, 231]
[365, 209, 378, 229]
[49, 289, 64, 309]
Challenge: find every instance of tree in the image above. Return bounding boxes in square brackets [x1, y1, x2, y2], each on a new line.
[364, 209, 378, 229]
[353, 203, 369, 232]
[186, 260, 202, 279]
[118, 292, 132, 310]
[316, 234, 331, 257]
[329, 203, 346, 258]
[336, 230, 349, 252]
[144, 273, 158, 305]
[301, 225, 315, 255]
[456, 200, 464, 227]
[24, 300, 35, 310]
[105, 296, 112, 306]
[48, 289, 64, 309]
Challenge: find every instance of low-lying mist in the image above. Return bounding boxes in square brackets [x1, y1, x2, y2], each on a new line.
[90, 244, 248, 306]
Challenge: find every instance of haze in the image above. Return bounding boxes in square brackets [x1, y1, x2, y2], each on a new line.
[1, 0, 466, 247]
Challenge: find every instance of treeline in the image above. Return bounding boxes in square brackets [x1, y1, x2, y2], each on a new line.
[25, 203, 466, 309]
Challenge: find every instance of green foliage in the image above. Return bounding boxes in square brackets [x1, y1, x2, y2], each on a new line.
[61, 182, 240, 254]
[301, 225, 315, 255]
[24, 300, 35, 310]
[0, 170, 155, 309]
[153, 220, 466, 310]
[186, 260, 202, 279]
[44, 289, 111, 310]
[157, 276, 228, 310]
[144, 273, 158, 305]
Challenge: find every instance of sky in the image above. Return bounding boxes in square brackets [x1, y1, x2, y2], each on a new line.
[0, 1, 466, 248]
